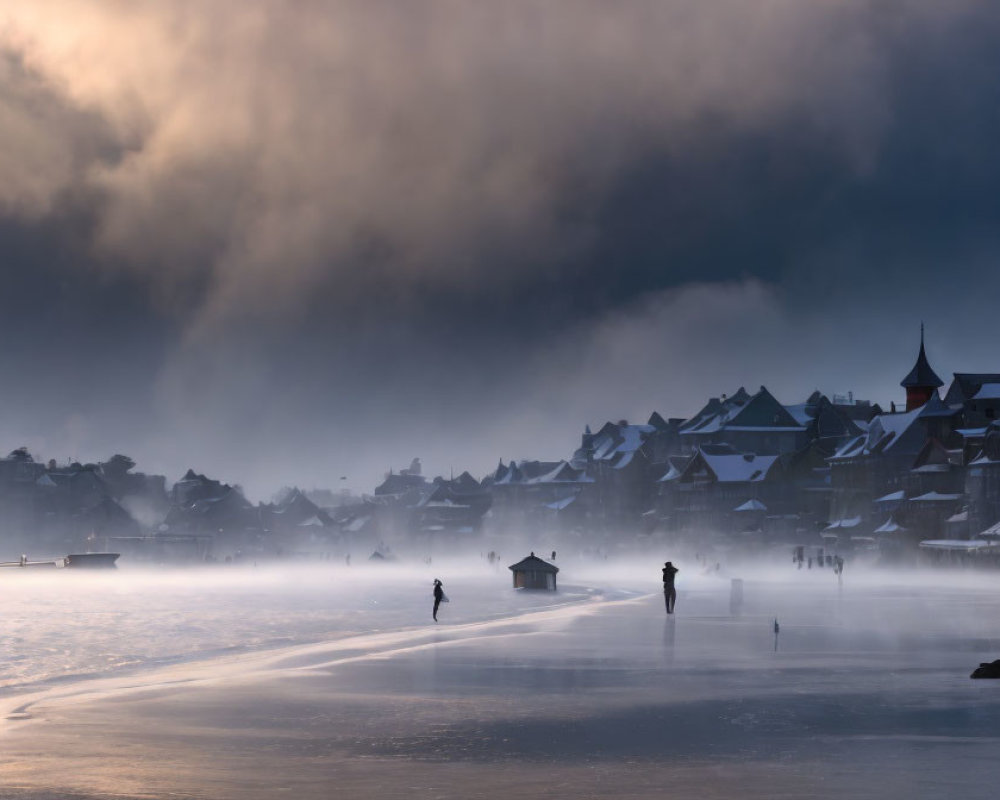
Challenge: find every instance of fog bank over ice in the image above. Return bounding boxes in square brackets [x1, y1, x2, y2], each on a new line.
[2, 557, 998, 697]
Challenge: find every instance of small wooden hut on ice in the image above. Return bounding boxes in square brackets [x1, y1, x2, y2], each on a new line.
[509, 552, 559, 590]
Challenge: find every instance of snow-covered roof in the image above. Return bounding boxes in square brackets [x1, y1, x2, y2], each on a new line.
[972, 383, 1000, 401]
[508, 553, 559, 573]
[494, 462, 524, 484]
[911, 491, 962, 502]
[658, 463, 682, 482]
[825, 516, 861, 530]
[831, 407, 923, 459]
[421, 499, 471, 508]
[783, 403, 813, 426]
[545, 496, 577, 511]
[588, 423, 655, 462]
[874, 517, 905, 533]
[946, 510, 968, 523]
[733, 499, 767, 512]
[613, 451, 635, 470]
[980, 520, 1000, 538]
[871, 408, 922, 449]
[919, 539, 994, 551]
[698, 451, 779, 483]
[917, 393, 958, 418]
[956, 427, 988, 438]
[874, 490, 905, 503]
[831, 434, 867, 460]
[527, 461, 594, 484]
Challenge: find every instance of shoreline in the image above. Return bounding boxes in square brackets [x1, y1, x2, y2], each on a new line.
[0, 586, 631, 734]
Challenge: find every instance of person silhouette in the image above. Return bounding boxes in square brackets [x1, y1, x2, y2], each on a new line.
[662, 561, 679, 614]
[432, 579, 445, 622]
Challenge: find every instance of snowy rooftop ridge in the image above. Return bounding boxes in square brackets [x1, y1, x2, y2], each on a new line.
[971, 383, 1000, 401]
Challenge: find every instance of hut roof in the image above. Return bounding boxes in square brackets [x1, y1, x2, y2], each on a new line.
[508, 553, 559, 573]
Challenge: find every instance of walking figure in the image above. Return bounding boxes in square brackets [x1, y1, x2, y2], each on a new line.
[662, 561, 679, 614]
[432, 579, 445, 622]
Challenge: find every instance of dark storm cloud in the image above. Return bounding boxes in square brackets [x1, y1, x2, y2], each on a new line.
[0, 1, 999, 492]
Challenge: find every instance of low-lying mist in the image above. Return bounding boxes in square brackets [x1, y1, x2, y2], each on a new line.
[2, 555, 997, 695]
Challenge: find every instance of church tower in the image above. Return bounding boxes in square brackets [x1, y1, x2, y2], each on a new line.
[900, 324, 943, 411]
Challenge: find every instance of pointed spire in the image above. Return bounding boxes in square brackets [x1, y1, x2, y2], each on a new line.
[901, 324, 944, 411]
[900, 324, 943, 389]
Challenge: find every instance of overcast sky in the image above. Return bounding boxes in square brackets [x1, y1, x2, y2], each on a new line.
[1, 1, 999, 497]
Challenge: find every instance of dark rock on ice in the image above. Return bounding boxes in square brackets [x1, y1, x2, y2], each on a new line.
[970, 659, 1000, 679]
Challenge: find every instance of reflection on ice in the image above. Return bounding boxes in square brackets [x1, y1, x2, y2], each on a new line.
[1, 558, 999, 696]
[0, 560, 598, 692]
[2, 556, 1000, 799]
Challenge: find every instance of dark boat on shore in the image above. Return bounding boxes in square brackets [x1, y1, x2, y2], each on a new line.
[64, 553, 120, 569]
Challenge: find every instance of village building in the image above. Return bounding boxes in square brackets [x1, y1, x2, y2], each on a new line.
[509, 552, 559, 590]
[659, 444, 782, 540]
[966, 423, 1000, 539]
[160, 469, 263, 560]
[486, 458, 594, 535]
[680, 386, 807, 456]
[574, 420, 659, 530]
[943, 373, 1000, 406]
[411, 472, 492, 542]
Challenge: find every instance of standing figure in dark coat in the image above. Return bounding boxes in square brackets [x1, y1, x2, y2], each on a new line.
[432, 579, 445, 621]
[662, 561, 679, 614]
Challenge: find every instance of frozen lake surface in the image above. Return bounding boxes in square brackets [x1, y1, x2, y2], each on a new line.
[1, 559, 999, 799]
[0, 560, 605, 693]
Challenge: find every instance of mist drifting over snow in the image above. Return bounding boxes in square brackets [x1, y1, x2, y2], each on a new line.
[3, 557, 999, 705]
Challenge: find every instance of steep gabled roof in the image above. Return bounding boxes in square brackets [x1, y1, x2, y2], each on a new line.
[917, 392, 956, 418]
[494, 461, 524, 484]
[681, 448, 779, 483]
[450, 471, 482, 493]
[726, 386, 803, 430]
[783, 403, 813, 427]
[944, 373, 1000, 405]
[972, 383, 1000, 401]
[680, 389, 749, 434]
[829, 404, 929, 461]
[589, 422, 655, 461]
[528, 461, 594, 484]
[900, 328, 943, 389]
[647, 411, 670, 430]
[518, 460, 562, 480]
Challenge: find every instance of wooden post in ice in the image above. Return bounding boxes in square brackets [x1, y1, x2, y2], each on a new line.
[773, 618, 780, 652]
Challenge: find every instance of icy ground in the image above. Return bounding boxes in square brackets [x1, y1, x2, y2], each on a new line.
[0, 560, 608, 693]
[2, 559, 1000, 798]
